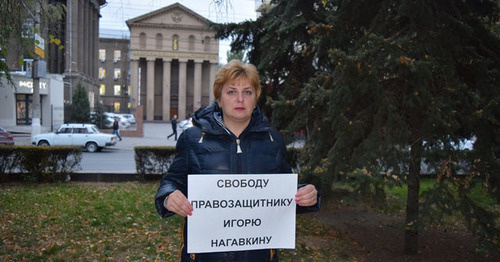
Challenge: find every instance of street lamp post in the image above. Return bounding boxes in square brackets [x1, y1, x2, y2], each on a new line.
[31, 1, 44, 138]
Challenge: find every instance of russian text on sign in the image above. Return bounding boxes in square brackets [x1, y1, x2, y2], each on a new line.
[187, 174, 297, 253]
[211, 236, 272, 247]
[191, 198, 294, 209]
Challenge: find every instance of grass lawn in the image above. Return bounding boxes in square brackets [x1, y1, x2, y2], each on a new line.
[2, 180, 497, 261]
[0, 182, 343, 261]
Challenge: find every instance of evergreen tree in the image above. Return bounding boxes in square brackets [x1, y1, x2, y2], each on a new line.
[71, 82, 90, 123]
[226, 49, 247, 63]
[215, 0, 499, 255]
[90, 101, 105, 129]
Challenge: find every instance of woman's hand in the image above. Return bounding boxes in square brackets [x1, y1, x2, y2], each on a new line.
[295, 184, 318, 207]
[164, 190, 193, 217]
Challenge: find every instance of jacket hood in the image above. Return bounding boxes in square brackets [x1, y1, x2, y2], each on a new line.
[192, 101, 271, 135]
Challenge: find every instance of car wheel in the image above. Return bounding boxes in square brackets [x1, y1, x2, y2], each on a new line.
[86, 142, 98, 152]
[38, 141, 50, 146]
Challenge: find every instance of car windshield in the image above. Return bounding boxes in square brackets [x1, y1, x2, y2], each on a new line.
[91, 126, 101, 133]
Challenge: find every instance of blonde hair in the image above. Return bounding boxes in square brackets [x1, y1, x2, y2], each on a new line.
[213, 60, 261, 101]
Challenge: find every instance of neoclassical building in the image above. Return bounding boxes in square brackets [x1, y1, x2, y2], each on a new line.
[126, 3, 219, 121]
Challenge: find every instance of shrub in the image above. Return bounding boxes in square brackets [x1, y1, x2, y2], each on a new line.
[134, 146, 303, 181]
[0, 146, 82, 183]
[134, 146, 177, 180]
[0, 146, 21, 180]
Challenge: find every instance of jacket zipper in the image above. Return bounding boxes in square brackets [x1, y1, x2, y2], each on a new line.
[236, 138, 242, 173]
[198, 132, 205, 143]
[236, 139, 242, 153]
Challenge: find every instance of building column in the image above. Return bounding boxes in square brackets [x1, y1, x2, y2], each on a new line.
[193, 61, 202, 112]
[91, 7, 97, 79]
[163, 60, 171, 120]
[130, 59, 139, 113]
[178, 59, 187, 120]
[68, 0, 79, 72]
[83, 0, 89, 75]
[77, 0, 83, 73]
[91, 5, 98, 79]
[209, 62, 217, 102]
[146, 59, 155, 121]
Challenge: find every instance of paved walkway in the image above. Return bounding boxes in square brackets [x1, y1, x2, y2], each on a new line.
[115, 122, 179, 150]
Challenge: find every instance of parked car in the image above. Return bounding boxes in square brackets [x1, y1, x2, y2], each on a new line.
[0, 125, 14, 145]
[103, 112, 131, 129]
[120, 113, 136, 124]
[32, 123, 118, 152]
[178, 117, 193, 131]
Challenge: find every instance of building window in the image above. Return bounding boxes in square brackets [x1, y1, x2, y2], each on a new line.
[139, 32, 146, 48]
[99, 67, 106, 79]
[156, 33, 163, 50]
[113, 50, 121, 63]
[99, 49, 106, 62]
[114, 85, 121, 96]
[114, 102, 120, 112]
[188, 35, 195, 51]
[22, 59, 33, 72]
[172, 35, 179, 51]
[16, 94, 42, 125]
[204, 36, 211, 52]
[100, 84, 105, 95]
[114, 68, 121, 80]
[89, 91, 95, 110]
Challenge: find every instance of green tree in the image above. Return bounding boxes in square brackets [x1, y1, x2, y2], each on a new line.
[226, 49, 247, 63]
[0, 0, 64, 86]
[71, 82, 90, 123]
[215, 0, 500, 255]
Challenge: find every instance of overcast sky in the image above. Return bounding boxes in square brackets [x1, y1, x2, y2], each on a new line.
[99, 0, 258, 64]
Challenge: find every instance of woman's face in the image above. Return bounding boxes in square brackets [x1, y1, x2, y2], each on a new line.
[218, 77, 257, 128]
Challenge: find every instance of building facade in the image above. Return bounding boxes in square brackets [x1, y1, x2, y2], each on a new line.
[98, 38, 131, 113]
[0, 0, 104, 132]
[0, 73, 64, 132]
[64, 0, 106, 109]
[126, 3, 219, 121]
[46, 0, 106, 109]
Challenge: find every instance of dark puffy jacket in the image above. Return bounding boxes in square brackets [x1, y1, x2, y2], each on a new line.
[155, 102, 319, 262]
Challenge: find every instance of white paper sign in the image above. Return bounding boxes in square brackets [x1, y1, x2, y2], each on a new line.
[187, 173, 297, 253]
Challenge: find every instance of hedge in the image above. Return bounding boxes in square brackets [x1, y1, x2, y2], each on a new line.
[134, 146, 177, 180]
[134, 146, 303, 180]
[0, 145, 82, 183]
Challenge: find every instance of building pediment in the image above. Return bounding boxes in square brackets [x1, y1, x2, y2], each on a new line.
[126, 3, 212, 29]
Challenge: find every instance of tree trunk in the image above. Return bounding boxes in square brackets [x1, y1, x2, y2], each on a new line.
[404, 138, 422, 254]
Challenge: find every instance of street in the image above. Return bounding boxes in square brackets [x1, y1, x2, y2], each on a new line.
[78, 149, 136, 173]
[13, 122, 179, 174]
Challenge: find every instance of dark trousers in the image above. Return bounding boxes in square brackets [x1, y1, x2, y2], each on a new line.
[168, 127, 177, 140]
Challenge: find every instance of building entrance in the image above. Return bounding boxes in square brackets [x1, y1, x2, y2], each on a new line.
[16, 94, 42, 125]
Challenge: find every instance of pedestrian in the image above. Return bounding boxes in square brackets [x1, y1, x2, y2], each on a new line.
[155, 60, 320, 261]
[112, 117, 122, 141]
[167, 114, 178, 140]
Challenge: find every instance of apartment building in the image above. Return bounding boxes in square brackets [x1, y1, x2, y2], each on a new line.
[98, 38, 130, 113]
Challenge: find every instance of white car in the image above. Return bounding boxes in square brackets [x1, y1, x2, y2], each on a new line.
[32, 123, 118, 152]
[178, 117, 193, 131]
[120, 113, 136, 124]
[104, 112, 131, 129]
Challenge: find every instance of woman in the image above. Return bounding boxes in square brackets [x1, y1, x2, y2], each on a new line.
[155, 60, 319, 261]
